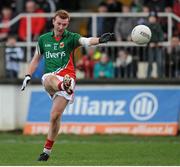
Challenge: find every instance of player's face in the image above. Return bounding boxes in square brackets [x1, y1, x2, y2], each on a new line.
[53, 16, 69, 36]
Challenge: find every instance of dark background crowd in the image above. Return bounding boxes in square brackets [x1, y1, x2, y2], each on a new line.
[0, 0, 179, 80]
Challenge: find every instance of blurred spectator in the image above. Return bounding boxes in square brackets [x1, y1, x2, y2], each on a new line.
[55, 0, 80, 12]
[5, 36, 24, 78]
[0, 0, 16, 12]
[159, 6, 173, 41]
[35, 0, 56, 31]
[147, 11, 164, 78]
[143, 0, 174, 12]
[165, 0, 175, 9]
[9, 0, 17, 12]
[166, 36, 180, 78]
[96, 2, 109, 36]
[76, 47, 95, 79]
[88, 2, 109, 37]
[35, 0, 56, 13]
[93, 49, 102, 62]
[143, 0, 166, 12]
[118, 0, 133, 6]
[173, 0, 180, 36]
[106, 0, 122, 12]
[105, 0, 122, 33]
[137, 6, 150, 25]
[0, 6, 18, 41]
[115, 49, 136, 78]
[94, 52, 114, 79]
[114, 5, 136, 41]
[131, 0, 143, 12]
[18, 0, 46, 41]
[173, 0, 180, 15]
[76, 68, 85, 79]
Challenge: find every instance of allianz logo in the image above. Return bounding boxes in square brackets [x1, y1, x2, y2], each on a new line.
[45, 51, 66, 59]
[130, 92, 158, 121]
[64, 96, 126, 116]
[63, 92, 158, 120]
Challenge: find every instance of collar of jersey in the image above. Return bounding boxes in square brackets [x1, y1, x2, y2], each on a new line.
[50, 29, 68, 37]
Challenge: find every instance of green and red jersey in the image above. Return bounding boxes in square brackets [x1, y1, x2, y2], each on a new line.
[37, 29, 81, 79]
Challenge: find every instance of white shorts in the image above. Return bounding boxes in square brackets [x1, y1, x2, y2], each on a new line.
[41, 73, 75, 103]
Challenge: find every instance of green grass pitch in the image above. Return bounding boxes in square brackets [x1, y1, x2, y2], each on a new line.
[1, 131, 180, 165]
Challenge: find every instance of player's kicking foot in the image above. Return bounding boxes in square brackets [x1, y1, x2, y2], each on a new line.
[37, 152, 49, 161]
[63, 74, 73, 95]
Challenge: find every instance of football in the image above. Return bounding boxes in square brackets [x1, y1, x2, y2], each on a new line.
[131, 25, 152, 45]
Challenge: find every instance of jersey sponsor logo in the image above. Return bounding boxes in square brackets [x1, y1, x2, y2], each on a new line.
[60, 42, 64, 48]
[130, 92, 158, 121]
[45, 51, 66, 59]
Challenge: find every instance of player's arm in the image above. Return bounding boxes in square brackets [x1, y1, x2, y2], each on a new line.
[21, 48, 42, 91]
[79, 32, 114, 46]
[26, 52, 41, 76]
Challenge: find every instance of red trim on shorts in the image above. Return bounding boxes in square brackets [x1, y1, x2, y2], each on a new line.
[57, 81, 63, 91]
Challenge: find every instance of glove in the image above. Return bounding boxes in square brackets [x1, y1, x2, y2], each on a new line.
[99, 33, 114, 43]
[21, 74, 31, 91]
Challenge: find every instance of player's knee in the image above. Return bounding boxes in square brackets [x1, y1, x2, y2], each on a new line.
[44, 75, 54, 87]
[44, 75, 59, 92]
[50, 110, 62, 122]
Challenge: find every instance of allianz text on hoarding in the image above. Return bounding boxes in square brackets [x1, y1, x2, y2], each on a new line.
[24, 86, 180, 136]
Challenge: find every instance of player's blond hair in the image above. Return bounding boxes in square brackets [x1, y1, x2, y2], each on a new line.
[53, 10, 70, 21]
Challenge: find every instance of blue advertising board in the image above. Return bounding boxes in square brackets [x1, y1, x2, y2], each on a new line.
[24, 86, 180, 135]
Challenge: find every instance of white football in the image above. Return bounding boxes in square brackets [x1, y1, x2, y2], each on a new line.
[131, 25, 152, 45]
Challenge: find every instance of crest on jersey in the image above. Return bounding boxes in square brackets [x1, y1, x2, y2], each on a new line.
[60, 42, 64, 48]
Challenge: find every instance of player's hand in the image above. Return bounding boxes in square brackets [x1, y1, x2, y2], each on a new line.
[21, 74, 31, 91]
[99, 33, 114, 43]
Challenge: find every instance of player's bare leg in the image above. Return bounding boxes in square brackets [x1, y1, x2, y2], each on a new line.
[38, 96, 68, 161]
[48, 96, 68, 141]
[38, 75, 72, 161]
